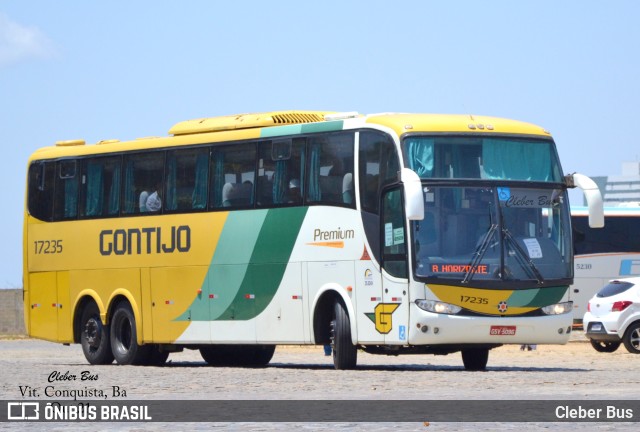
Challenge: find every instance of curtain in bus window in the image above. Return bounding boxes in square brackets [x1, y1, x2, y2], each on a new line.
[192, 153, 208, 209]
[482, 139, 551, 181]
[308, 142, 321, 202]
[273, 160, 288, 204]
[85, 162, 104, 217]
[124, 159, 135, 213]
[211, 151, 224, 208]
[108, 163, 120, 215]
[166, 156, 177, 211]
[64, 178, 78, 218]
[405, 137, 434, 178]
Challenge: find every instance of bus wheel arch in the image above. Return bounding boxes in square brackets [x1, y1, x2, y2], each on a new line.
[74, 296, 114, 365]
[312, 287, 356, 346]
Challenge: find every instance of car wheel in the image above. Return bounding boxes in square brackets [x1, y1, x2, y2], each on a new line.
[622, 322, 640, 354]
[589, 339, 621, 353]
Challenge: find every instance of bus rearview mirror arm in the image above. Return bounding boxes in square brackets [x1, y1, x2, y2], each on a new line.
[565, 173, 605, 228]
[400, 168, 425, 221]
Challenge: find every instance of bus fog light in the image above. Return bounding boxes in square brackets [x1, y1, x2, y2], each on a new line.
[415, 299, 461, 315]
[542, 301, 573, 316]
[558, 328, 564, 334]
[421, 325, 429, 333]
[433, 327, 439, 334]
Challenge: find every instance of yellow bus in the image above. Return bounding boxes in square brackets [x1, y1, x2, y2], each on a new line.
[23, 111, 604, 370]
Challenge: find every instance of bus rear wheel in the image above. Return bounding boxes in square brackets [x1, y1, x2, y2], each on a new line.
[80, 303, 114, 365]
[461, 348, 489, 371]
[331, 300, 357, 370]
[110, 302, 150, 365]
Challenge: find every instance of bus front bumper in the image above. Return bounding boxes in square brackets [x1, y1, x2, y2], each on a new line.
[408, 304, 573, 346]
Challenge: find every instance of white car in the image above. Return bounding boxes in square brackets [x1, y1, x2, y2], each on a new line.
[583, 277, 640, 353]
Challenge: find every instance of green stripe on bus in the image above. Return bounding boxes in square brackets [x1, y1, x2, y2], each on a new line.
[216, 207, 308, 320]
[176, 210, 268, 322]
[505, 288, 539, 306]
[301, 120, 344, 134]
[259, 120, 344, 138]
[520, 285, 568, 307]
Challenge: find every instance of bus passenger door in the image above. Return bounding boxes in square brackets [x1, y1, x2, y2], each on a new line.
[380, 188, 410, 345]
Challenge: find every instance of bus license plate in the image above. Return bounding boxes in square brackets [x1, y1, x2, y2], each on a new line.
[490, 325, 516, 336]
[591, 323, 603, 332]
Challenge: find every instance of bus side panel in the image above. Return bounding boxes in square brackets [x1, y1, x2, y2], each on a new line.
[56, 271, 72, 342]
[255, 262, 305, 343]
[353, 260, 385, 344]
[28, 272, 58, 342]
[149, 266, 208, 343]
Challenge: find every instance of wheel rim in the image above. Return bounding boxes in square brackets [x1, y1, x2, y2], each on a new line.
[84, 317, 101, 350]
[631, 328, 640, 350]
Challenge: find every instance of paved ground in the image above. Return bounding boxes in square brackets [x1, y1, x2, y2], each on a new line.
[0, 332, 638, 431]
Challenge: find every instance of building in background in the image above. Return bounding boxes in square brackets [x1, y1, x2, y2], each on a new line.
[591, 162, 640, 206]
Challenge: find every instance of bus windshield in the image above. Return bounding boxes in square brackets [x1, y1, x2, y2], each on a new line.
[412, 186, 572, 286]
[403, 136, 563, 182]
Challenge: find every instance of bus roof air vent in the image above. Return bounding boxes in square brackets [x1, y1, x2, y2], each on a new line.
[169, 111, 332, 136]
[55, 139, 86, 147]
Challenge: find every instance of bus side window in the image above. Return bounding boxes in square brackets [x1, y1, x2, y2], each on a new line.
[359, 131, 399, 214]
[256, 138, 304, 207]
[306, 132, 354, 208]
[122, 152, 165, 215]
[80, 156, 121, 218]
[53, 160, 78, 221]
[165, 148, 209, 212]
[28, 161, 55, 222]
[210, 143, 256, 210]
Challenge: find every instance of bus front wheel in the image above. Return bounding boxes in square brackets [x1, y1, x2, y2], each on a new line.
[80, 303, 114, 365]
[331, 300, 357, 370]
[461, 348, 489, 371]
[110, 302, 150, 365]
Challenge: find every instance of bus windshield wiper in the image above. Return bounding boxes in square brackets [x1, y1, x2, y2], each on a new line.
[462, 223, 498, 284]
[502, 228, 544, 284]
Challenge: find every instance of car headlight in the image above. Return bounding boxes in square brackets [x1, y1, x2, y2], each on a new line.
[415, 299, 462, 315]
[541, 301, 573, 315]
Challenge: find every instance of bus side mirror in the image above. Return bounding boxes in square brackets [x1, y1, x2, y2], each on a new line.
[400, 168, 424, 221]
[566, 173, 604, 228]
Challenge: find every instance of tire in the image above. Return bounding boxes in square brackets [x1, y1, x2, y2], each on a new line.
[331, 300, 357, 370]
[200, 345, 275, 367]
[110, 302, 150, 365]
[590, 339, 621, 353]
[80, 303, 114, 365]
[461, 348, 489, 371]
[246, 345, 276, 367]
[622, 322, 640, 354]
[145, 345, 170, 366]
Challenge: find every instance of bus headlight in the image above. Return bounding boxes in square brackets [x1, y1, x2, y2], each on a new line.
[415, 299, 462, 315]
[541, 301, 573, 315]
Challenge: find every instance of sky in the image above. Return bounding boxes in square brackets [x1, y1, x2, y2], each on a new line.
[1, 1, 639, 287]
